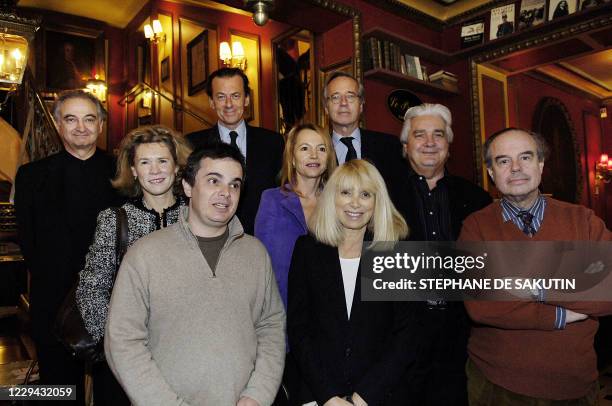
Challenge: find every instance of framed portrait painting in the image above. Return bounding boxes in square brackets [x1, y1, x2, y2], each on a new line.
[187, 30, 209, 96]
[161, 57, 170, 82]
[38, 26, 105, 92]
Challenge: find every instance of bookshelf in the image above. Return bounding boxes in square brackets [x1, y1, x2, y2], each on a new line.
[362, 27, 459, 96]
[364, 68, 459, 96]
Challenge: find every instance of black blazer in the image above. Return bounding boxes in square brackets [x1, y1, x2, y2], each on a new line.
[358, 129, 406, 208]
[287, 235, 422, 406]
[186, 124, 284, 234]
[14, 150, 119, 341]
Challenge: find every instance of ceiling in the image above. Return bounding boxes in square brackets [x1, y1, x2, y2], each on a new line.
[396, 0, 491, 20]
[537, 50, 612, 100]
[17, 0, 496, 27]
[19, 0, 148, 27]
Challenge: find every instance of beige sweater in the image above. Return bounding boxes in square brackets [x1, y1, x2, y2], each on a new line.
[105, 208, 285, 406]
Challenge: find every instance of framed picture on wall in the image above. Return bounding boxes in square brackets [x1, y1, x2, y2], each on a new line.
[518, 0, 546, 30]
[548, 0, 577, 20]
[38, 26, 105, 91]
[489, 4, 516, 40]
[317, 58, 353, 128]
[161, 57, 170, 82]
[187, 30, 209, 96]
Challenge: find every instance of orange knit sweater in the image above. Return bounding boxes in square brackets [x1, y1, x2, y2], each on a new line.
[459, 198, 612, 400]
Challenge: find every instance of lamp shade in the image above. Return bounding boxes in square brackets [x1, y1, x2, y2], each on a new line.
[219, 41, 232, 61]
[144, 24, 153, 39]
[152, 19, 163, 34]
[232, 41, 245, 58]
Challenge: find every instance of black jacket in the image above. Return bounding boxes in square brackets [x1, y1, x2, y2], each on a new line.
[186, 124, 284, 235]
[358, 129, 406, 208]
[287, 235, 422, 406]
[14, 150, 119, 341]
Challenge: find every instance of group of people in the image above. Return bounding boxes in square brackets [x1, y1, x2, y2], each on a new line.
[14, 66, 611, 406]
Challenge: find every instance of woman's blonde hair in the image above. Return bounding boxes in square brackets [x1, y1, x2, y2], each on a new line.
[112, 125, 192, 197]
[309, 159, 408, 246]
[280, 123, 336, 194]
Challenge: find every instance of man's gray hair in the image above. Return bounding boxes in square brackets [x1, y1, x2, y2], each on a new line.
[53, 89, 107, 124]
[400, 103, 454, 148]
[323, 71, 364, 101]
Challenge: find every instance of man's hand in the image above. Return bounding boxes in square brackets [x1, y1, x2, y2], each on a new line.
[236, 396, 259, 406]
[323, 396, 353, 406]
[352, 392, 368, 406]
[566, 309, 588, 324]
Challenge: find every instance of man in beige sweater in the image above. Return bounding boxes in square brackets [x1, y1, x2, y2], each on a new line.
[105, 143, 286, 406]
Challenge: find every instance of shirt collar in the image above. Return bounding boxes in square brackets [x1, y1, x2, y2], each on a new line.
[501, 194, 547, 232]
[332, 127, 361, 148]
[406, 164, 449, 183]
[217, 120, 246, 139]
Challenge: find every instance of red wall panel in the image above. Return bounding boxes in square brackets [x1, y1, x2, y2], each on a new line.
[509, 73, 607, 215]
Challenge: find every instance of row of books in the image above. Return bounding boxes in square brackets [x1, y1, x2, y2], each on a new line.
[363, 37, 425, 80]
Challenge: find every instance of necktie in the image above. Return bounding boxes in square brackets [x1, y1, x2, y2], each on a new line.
[340, 137, 357, 163]
[229, 131, 239, 151]
[517, 211, 535, 236]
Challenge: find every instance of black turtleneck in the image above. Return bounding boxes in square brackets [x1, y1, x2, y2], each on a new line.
[61, 149, 120, 267]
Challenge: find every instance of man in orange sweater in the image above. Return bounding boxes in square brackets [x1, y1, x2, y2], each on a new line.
[459, 128, 612, 405]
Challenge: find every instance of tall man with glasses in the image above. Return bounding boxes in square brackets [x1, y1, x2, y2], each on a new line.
[186, 67, 284, 235]
[15, 90, 120, 405]
[323, 71, 406, 206]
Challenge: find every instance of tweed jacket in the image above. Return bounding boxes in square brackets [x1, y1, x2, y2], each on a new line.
[77, 197, 184, 342]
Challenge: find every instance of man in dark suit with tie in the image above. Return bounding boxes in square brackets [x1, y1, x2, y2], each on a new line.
[323, 71, 406, 206]
[186, 67, 284, 235]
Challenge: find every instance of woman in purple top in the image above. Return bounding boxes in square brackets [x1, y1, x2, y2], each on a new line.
[255, 123, 336, 308]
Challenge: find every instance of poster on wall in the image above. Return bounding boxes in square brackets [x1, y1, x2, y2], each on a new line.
[518, 0, 546, 30]
[490, 4, 516, 40]
[461, 19, 485, 48]
[548, 0, 577, 20]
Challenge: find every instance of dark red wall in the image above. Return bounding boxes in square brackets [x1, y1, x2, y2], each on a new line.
[508, 73, 610, 222]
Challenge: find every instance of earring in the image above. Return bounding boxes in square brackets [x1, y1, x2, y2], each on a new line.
[134, 175, 137, 180]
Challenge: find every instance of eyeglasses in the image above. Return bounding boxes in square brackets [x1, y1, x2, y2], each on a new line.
[327, 93, 360, 104]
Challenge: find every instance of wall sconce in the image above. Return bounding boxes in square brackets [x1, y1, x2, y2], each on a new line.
[219, 41, 247, 70]
[245, 0, 274, 26]
[85, 74, 107, 102]
[594, 153, 612, 195]
[601, 107, 608, 119]
[0, 6, 39, 92]
[142, 90, 153, 109]
[144, 19, 165, 44]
